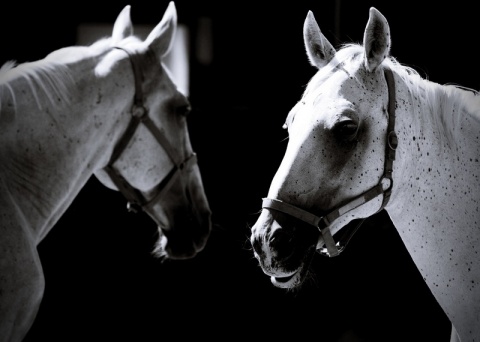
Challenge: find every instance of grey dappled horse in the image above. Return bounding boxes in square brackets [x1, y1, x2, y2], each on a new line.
[0, 3, 211, 340]
[250, 7, 479, 342]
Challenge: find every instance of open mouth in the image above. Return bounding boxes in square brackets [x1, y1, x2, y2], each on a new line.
[270, 246, 316, 289]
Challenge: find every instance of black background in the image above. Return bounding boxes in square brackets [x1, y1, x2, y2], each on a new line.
[1, 1, 477, 341]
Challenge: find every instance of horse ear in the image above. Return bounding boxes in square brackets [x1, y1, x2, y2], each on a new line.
[112, 5, 133, 43]
[303, 10, 336, 69]
[363, 7, 391, 72]
[144, 1, 177, 57]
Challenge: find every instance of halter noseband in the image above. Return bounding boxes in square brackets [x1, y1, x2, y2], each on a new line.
[104, 46, 197, 225]
[262, 68, 398, 257]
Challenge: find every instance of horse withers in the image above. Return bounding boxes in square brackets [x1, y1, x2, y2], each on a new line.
[0, 2, 211, 341]
[250, 7, 479, 342]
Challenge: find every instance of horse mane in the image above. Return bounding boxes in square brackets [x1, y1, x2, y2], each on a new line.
[0, 37, 114, 113]
[380, 47, 480, 145]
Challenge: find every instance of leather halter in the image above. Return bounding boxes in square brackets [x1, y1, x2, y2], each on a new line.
[104, 47, 197, 225]
[262, 68, 398, 257]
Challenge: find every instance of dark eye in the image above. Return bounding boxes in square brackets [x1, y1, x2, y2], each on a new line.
[334, 120, 358, 142]
[176, 103, 191, 116]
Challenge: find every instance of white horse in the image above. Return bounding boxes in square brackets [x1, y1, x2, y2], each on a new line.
[250, 7, 479, 342]
[0, 2, 211, 341]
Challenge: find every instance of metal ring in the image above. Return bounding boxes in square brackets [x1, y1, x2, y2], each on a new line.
[380, 177, 393, 192]
[387, 131, 398, 150]
[132, 105, 146, 119]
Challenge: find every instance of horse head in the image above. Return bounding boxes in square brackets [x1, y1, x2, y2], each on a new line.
[94, 2, 211, 260]
[251, 8, 394, 288]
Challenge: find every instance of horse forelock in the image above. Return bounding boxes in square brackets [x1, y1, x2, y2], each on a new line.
[114, 35, 143, 51]
[302, 45, 364, 101]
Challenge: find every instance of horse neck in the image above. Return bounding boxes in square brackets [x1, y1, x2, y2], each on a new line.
[384, 72, 480, 323]
[0, 54, 134, 241]
[387, 75, 480, 216]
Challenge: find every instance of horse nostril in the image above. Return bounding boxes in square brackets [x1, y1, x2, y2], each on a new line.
[269, 229, 292, 251]
[250, 236, 263, 256]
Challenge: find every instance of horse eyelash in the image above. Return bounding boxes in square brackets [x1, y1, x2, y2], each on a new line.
[284, 111, 296, 129]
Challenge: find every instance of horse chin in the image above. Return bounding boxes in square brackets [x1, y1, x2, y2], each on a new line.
[152, 213, 211, 260]
[271, 270, 304, 289]
[270, 245, 316, 290]
[152, 231, 199, 260]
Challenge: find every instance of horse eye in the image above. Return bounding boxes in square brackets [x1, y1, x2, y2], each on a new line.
[334, 120, 358, 141]
[177, 103, 191, 116]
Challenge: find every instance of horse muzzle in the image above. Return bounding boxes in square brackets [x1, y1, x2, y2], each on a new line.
[250, 209, 318, 288]
[154, 209, 211, 260]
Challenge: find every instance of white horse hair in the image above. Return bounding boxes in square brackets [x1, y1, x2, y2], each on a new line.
[251, 7, 479, 342]
[0, 2, 211, 341]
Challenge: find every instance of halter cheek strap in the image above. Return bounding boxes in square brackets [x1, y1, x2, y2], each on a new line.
[104, 46, 197, 225]
[262, 67, 398, 257]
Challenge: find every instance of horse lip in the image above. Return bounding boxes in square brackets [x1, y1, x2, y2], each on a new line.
[270, 264, 305, 289]
[270, 245, 317, 289]
[271, 270, 301, 289]
[274, 271, 297, 283]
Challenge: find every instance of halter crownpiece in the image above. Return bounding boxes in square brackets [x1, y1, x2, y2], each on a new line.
[104, 46, 197, 224]
[262, 67, 398, 257]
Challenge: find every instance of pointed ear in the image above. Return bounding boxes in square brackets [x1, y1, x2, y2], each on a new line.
[363, 7, 391, 72]
[303, 10, 336, 69]
[144, 1, 177, 57]
[112, 5, 133, 44]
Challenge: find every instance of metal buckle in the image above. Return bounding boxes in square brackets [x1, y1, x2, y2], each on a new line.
[132, 104, 146, 119]
[317, 242, 344, 257]
[380, 177, 393, 192]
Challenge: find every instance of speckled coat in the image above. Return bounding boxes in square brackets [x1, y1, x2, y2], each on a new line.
[250, 7, 479, 342]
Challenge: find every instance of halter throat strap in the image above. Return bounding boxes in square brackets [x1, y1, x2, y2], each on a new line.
[104, 46, 196, 223]
[262, 67, 397, 257]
